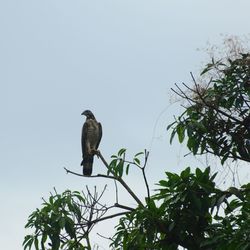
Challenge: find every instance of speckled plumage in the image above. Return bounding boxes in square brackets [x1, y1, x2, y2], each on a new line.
[81, 110, 102, 176]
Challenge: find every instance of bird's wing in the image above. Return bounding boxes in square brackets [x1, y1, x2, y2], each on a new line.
[96, 122, 102, 149]
[81, 121, 89, 157]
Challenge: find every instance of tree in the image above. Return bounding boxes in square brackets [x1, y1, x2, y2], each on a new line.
[23, 149, 149, 250]
[24, 50, 250, 250]
[169, 53, 250, 164]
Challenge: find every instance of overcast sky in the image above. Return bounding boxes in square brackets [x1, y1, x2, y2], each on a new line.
[1, 1, 250, 249]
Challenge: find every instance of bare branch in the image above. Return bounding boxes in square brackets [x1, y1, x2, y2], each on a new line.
[89, 211, 129, 225]
[114, 203, 135, 211]
[64, 167, 118, 181]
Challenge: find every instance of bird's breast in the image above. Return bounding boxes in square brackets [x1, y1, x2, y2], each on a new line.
[87, 120, 100, 145]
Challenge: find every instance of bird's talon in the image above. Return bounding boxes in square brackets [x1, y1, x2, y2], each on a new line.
[96, 150, 101, 158]
[92, 149, 100, 156]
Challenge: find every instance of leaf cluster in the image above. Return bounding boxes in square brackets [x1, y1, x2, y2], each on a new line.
[169, 53, 250, 163]
[23, 190, 88, 250]
[111, 167, 250, 250]
[108, 148, 145, 178]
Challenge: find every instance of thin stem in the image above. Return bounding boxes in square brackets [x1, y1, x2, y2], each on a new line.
[142, 150, 150, 201]
[114, 179, 119, 204]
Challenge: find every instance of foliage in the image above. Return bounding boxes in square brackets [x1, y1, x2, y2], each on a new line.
[108, 148, 145, 178]
[111, 167, 250, 250]
[23, 150, 148, 250]
[24, 49, 250, 250]
[24, 166, 250, 250]
[169, 53, 250, 164]
[23, 190, 86, 250]
[201, 183, 250, 250]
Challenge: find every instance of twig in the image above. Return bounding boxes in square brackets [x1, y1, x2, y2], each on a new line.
[190, 72, 243, 124]
[114, 179, 119, 204]
[96, 233, 112, 241]
[114, 203, 135, 211]
[142, 150, 150, 201]
[64, 167, 117, 181]
[76, 211, 129, 227]
[90, 211, 129, 225]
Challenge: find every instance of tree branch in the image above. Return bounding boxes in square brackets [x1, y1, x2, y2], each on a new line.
[114, 203, 135, 211]
[64, 151, 144, 207]
[64, 167, 118, 181]
[76, 211, 129, 226]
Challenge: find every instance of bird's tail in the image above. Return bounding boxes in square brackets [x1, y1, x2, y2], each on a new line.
[81, 156, 94, 176]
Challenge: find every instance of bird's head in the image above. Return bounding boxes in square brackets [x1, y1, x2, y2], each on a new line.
[81, 110, 95, 119]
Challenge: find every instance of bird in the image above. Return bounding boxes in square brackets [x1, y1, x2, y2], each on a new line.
[81, 110, 102, 176]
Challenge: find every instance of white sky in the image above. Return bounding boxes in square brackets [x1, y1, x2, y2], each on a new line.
[1, 1, 250, 249]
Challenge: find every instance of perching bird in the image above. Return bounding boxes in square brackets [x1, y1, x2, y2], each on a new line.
[81, 110, 102, 176]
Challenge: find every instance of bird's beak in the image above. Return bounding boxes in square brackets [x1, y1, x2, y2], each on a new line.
[81, 111, 86, 116]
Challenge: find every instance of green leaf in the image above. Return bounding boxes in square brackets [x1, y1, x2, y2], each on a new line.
[176, 124, 185, 143]
[109, 159, 117, 172]
[200, 64, 213, 75]
[225, 199, 241, 214]
[200, 138, 207, 154]
[126, 164, 130, 175]
[41, 233, 47, 250]
[196, 167, 203, 177]
[158, 180, 168, 187]
[118, 148, 126, 156]
[181, 167, 191, 180]
[59, 217, 66, 229]
[134, 152, 144, 157]
[216, 194, 227, 208]
[134, 158, 140, 165]
[169, 129, 176, 144]
[74, 193, 85, 203]
[192, 138, 200, 155]
[50, 234, 60, 250]
[23, 235, 34, 250]
[49, 196, 54, 205]
[221, 153, 229, 165]
[228, 187, 244, 200]
[117, 160, 124, 177]
[34, 236, 39, 250]
[167, 121, 177, 130]
[187, 136, 198, 153]
[204, 167, 211, 177]
[65, 217, 75, 239]
[191, 193, 202, 211]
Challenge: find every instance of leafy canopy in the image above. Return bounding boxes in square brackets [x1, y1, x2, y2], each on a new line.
[24, 52, 250, 250]
[169, 53, 250, 164]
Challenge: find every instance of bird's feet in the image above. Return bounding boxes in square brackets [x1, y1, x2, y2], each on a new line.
[91, 149, 100, 157]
